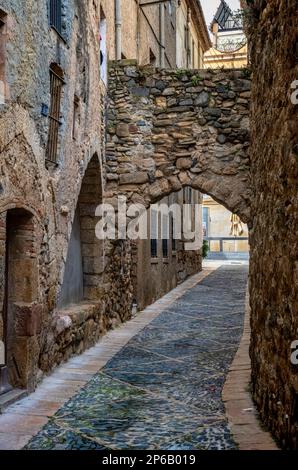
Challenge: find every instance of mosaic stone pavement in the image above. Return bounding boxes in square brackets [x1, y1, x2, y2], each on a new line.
[26, 265, 248, 450]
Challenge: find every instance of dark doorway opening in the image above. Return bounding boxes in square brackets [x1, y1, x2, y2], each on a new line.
[0, 209, 39, 395]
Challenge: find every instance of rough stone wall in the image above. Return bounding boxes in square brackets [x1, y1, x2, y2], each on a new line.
[248, 0, 298, 449]
[0, 213, 6, 348]
[135, 2, 176, 67]
[135, 238, 202, 311]
[107, 61, 252, 224]
[106, 60, 251, 316]
[39, 238, 134, 373]
[0, 0, 133, 390]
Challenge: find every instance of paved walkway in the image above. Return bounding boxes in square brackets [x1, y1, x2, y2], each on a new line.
[1, 264, 275, 450]
[21, 265, 248, 450]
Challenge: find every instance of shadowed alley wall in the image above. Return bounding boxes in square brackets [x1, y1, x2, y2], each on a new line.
[248, 0, 298, 449]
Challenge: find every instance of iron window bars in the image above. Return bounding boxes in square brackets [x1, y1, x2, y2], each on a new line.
[46, 66, 64, 163]
[151, 239, 158, 258]
[50, 0, 62, 35]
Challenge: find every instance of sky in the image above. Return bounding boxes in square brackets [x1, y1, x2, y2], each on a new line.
[200, 0, 241, 29]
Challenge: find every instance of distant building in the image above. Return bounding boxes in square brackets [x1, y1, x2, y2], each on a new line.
[204, 0, 248, 69]
[176, 0, 211, 69]
[101, 0, 177, 68]
[203, 195, 249, 260]
[202, 1, 249, 260]
[100, 1, 210, 310]
[101, 0, 211, 70]
[0, 0, 226, 398]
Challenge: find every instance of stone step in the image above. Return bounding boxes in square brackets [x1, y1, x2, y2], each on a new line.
[0, 389, 28, 414]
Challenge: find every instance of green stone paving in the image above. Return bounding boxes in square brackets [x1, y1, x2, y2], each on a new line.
[25, 265, 248, 450]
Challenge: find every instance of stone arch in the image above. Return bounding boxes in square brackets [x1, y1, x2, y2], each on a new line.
[107, 62, 251, 225]
[58, 153, 104, 307]
[0, 207, 41, 392]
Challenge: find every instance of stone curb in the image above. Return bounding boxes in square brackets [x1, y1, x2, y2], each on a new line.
[222, 289, 279, 450]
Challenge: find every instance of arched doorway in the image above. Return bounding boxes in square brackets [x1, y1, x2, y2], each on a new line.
[58, 154, 104, 308]
[130, 186, 203, 311]
[0, 208, 39, 393]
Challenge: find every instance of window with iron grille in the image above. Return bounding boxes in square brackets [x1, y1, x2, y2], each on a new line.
[46, 64, 64, 164]
[162, 239, 168, 258]
[50, 0, 62, 35]
[0, 10, 7, 105]
[151, 239, 158, 258]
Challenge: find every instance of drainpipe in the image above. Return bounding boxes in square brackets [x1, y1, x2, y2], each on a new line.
[115, 0, 122, 60]
[159, 3, 165, 67]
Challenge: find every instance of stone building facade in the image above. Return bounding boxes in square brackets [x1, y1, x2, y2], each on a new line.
[132, 189, 203, 311]
[101, 1, 211, 311]
[0, 0, 134, 394]
[101, 0, 210, 68]
[0, 0, 212, 395]
[1, 0, 297, 452]
[106, 60, 251, 310]
[247, 0, 298, 450]
[0, 0, 252, 406]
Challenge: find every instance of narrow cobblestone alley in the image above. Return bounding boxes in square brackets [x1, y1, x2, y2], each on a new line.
[17, 265, 248, 450]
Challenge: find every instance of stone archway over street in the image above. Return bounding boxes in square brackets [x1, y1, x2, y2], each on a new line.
[106, 61, 251, 224]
